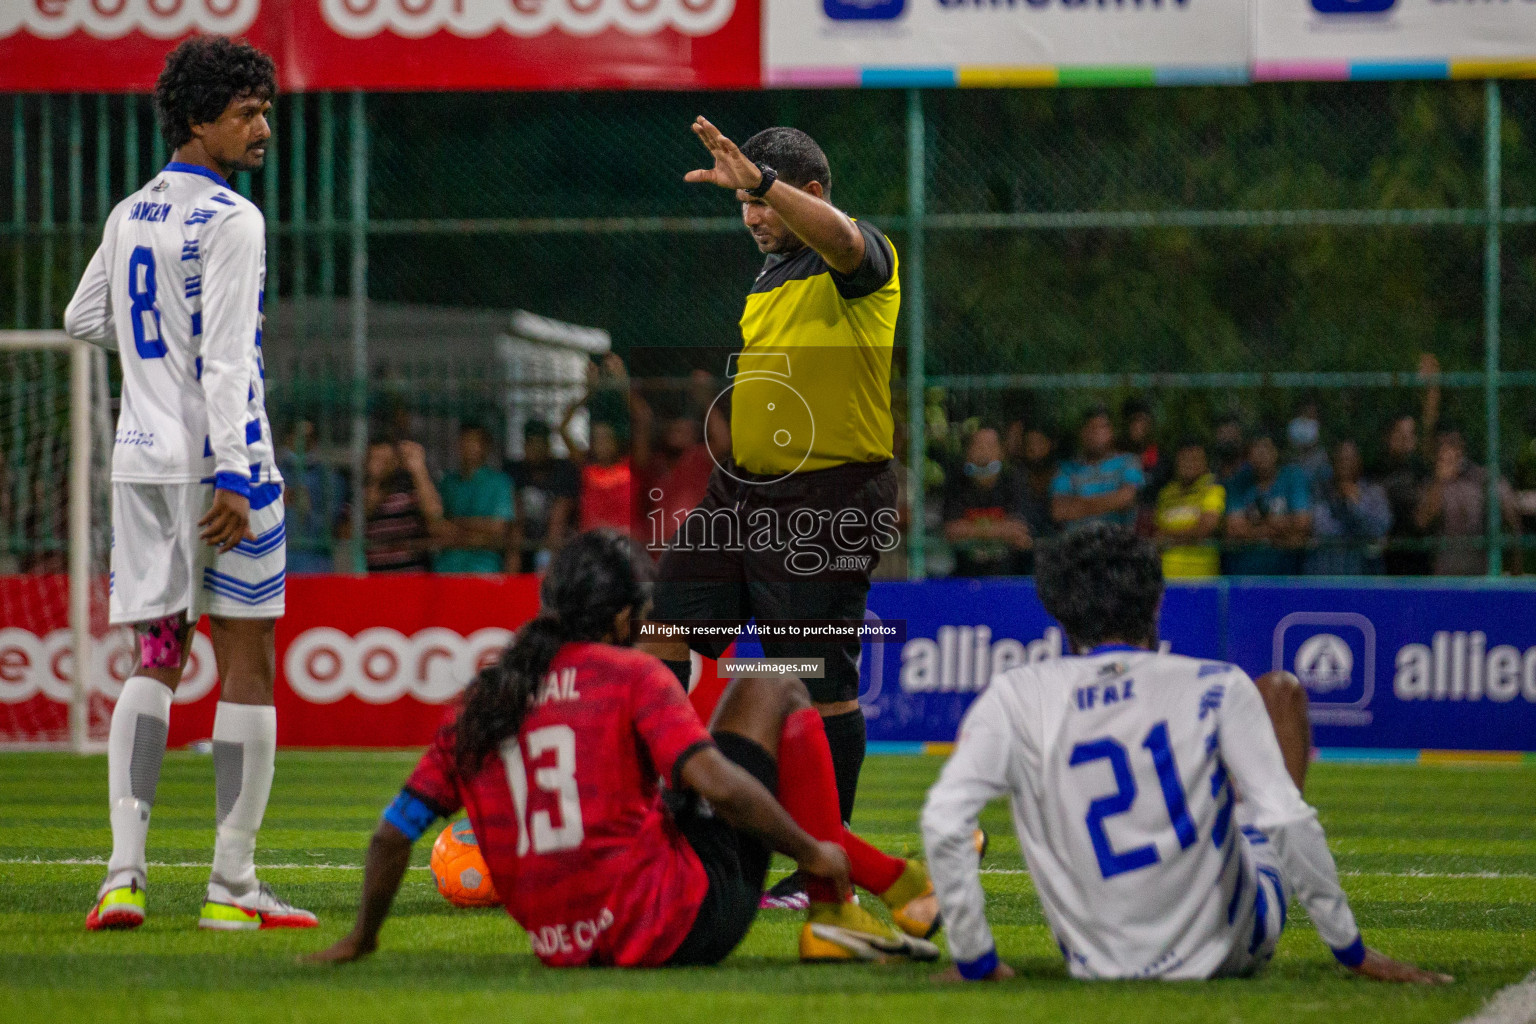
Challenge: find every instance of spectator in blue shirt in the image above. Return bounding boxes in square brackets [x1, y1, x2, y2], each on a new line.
[1305, 439, 1391, 576]
[435, 423, 516, 574]
[1051, 406, 1145, 531]
[1225, 431, 1313, 575]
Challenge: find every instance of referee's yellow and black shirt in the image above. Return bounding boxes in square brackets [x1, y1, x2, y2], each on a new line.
[732, 220, 899, 477]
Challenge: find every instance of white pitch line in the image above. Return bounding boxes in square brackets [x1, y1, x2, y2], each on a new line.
[0, 857, 427, 871]
[1342, 869, 1536, 881]
[1457, 971, 1536, 1024]
[931, 868, 1536, 880]
[1, 858, 1532, 880]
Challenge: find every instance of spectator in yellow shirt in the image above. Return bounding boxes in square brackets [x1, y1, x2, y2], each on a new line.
[1155, 440, 1226, 578]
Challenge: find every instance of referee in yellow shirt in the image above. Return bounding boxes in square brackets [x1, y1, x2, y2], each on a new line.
[642, 118, 901, 840]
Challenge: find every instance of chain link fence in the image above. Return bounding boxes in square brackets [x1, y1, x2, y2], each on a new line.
[2, 81, 1532, 576]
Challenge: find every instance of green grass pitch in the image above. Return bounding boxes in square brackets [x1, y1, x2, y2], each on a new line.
[1, 751, 1532, 1023]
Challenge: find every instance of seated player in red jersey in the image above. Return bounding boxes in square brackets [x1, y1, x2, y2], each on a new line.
[309, 530, 940, 967]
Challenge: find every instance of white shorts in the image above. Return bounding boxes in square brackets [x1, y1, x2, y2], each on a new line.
[1213, 821, 1289, 978]
[110, 482, 286, 625]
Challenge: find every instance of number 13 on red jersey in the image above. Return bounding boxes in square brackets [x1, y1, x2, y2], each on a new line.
[501, 725, 585, 856]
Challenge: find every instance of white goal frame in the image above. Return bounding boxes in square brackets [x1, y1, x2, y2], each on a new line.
[0, 330, 101, 752]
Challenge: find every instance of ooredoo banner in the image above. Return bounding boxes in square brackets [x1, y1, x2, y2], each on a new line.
[0, 573, 541, 746]
[0, 0, 760, 92]
[1253, 0, 1536, 81]
[763, 0, 1251, 88]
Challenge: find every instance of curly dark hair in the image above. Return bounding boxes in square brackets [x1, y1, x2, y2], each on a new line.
[740, 127, 831, 194]
[1034, 523, 1164, 653]
[154, 36, 276, 151]
[453, 530, 653, 777]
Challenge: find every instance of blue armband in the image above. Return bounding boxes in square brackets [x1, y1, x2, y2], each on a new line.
[213, 472, 252, 499]
[955, 947, 999, 981]
[1331, 936, 1366, 968]
[382, 789, 439, 842]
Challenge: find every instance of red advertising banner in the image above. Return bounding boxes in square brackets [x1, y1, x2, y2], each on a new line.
[1, 573, 730, 748]
[0, 0, 760, 92]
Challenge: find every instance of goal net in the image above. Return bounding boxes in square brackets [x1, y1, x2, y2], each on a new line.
[0, 331, 121, 750]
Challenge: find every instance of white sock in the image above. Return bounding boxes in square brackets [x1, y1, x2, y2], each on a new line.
[106, 676, 173, 885]
[209, 702, 277, 894]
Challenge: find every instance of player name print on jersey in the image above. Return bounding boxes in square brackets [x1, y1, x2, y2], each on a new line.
[127, 202, 172, 223]
[535, 668, 581, 707]
[1073, 671, 1137, 711]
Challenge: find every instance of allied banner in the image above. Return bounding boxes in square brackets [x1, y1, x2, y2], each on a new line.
[1253, 0, 1536, 81]
[0, 0, 760, 92]
[764, 0, 1251, 88]
[1222, 580, 1536, 752]
[852, 578, 1536, 751]
[4, 573, 1535, 750]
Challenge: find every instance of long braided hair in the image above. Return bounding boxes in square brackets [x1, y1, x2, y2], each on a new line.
[453, 530, 652, 776]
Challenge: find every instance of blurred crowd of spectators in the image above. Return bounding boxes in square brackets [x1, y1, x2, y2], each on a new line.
[269, 351, 1528, 581]
[932, 358, 1529, 579]
[273, 353, 728, 575]
[11, 353, 1532, 580]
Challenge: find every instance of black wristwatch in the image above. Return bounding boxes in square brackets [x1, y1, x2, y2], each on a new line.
[746, 163, 777, 198]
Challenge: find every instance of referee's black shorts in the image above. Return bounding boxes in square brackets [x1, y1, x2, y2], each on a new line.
[652, 458, 897, 705]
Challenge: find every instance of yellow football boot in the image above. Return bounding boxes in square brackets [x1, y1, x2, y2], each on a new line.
[799, 899, 940, 963]
[86, 877, 146, 931]
[879, 860, 941, 940]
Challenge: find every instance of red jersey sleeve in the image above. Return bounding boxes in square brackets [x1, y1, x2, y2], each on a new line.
[629, 657, 714, 788]
[403, 723, 464, 818]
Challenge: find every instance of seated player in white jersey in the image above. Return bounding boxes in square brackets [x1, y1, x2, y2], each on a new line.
[921, 523, 1450, 984]
[63, 36, 314, 932]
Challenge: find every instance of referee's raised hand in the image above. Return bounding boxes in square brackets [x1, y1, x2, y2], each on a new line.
[685, 117, 764, 193]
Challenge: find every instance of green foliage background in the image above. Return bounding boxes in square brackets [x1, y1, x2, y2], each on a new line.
[4, 81, 1534, 456]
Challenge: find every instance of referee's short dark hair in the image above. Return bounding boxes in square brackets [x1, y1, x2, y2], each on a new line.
[154, 36, 276, 151]
[740, 128, 831, 195]
[1035, 523, 1164, 653]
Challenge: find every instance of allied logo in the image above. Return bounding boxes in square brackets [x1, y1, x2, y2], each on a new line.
[1294, 633, 1353, 693]
[1273, 612, 1376, 726]
[1311, 0, 1395, 13]
[824, 0, 906, 21]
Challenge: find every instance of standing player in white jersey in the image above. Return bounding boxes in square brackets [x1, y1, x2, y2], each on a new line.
[922, 523, 1448, 984]
[63, 36, 315, 933]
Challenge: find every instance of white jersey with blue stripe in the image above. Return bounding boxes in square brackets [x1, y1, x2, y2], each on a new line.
[922, 646, 1362, 981]
[64, 162, 280, 500]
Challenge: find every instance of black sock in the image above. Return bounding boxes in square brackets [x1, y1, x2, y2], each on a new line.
[662, 659, 692, 689]
[820, 708, 867, 825]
